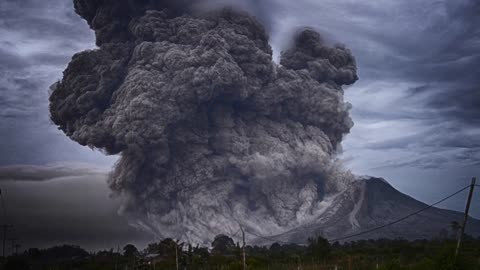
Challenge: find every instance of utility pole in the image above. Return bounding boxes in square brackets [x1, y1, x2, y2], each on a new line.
[455, 177, 476, 260]
[114, 245, 119, 270]
[1, 224, 12, 258]
[8, 238, 17, 256]
[133, 252, 136, 270]
[175, 241, 179, 270]
[14, 244, 20, 256]
[240, 226, 246, 270]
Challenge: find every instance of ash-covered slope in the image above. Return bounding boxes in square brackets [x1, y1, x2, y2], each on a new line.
[253, 177, 480, 245]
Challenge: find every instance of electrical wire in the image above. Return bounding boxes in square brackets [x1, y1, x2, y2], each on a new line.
[328, 185, 471, 242]
[242, 184, 472, 245]
[244, 229, 291, 245]
[231, 227, 242, 239]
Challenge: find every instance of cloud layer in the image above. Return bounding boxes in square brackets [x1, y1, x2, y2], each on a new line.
[0, 162, 108, 182]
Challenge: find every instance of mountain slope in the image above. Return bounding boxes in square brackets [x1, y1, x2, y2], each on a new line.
[252, 177, 480, 245]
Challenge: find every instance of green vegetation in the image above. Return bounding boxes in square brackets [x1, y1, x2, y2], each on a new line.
[1, 236, 480, 270]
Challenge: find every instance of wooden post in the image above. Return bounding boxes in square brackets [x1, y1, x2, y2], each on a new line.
[455, 177, 476, 260]
[8, 238, 16, 256]
[14, 244, 19, 256]
[114, 245, 120, 270]
[240, 226, 246, 270]
[175, 241, 179, 270]
[1, 225, 12, 258]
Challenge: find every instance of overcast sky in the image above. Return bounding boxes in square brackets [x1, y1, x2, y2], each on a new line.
[0, 0, 479, 251]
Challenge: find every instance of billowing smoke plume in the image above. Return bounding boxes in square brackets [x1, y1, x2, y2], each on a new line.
[50, 0, 358, 244]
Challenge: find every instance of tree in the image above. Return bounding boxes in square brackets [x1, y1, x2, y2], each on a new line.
[123, 244, 138, 257]
[27, 248, 41, 257]
[307, 236, 331, 260]
[148, 239, 171, 255]
[211, 234, 236, 255]
[450, 221, 462, 234]
[44, 245, 89, 259]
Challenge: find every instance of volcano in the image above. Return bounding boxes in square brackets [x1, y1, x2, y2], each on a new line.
[251, 177, 480, 244]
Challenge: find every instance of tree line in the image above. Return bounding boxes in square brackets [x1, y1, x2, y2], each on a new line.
[1, 234, 480, 270]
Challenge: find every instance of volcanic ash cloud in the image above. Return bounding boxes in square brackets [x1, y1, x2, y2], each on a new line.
[49, 0, 358, 244]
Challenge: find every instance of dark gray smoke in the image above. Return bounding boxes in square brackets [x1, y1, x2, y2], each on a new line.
[50, 0, 358, 244]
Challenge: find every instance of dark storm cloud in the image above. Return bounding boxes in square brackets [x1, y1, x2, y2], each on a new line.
[0, 0, 118, 166]
[371, 1, 480, 124]
[0, 0, 94, 120]
[372, 151, 479, 171]
[291, 0, 480, 127]
[0, 0, 92, 37]
[426, 85, 480, 125]
[366, 129, 480, 151]
[0, 49, 28, 71]
[334, 0, 480, 172]
[0, 163, 107, 182]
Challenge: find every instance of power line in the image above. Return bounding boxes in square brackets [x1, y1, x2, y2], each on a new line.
[240, 209, 356, 245]
[328, 185, 471, 242]
[232, 225, 292, 245]
[231, 228, 242, 239]
[243, 184, 472, 245]
[244, 229, 291, 245]
[275, 210, 354, 239]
